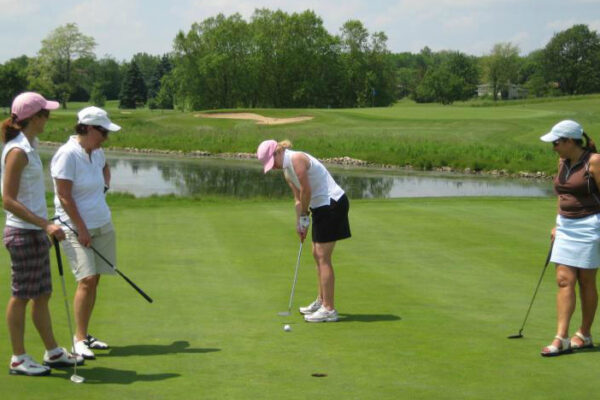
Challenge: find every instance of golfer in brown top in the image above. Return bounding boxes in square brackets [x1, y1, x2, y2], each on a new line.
[539, 120, 600, 357]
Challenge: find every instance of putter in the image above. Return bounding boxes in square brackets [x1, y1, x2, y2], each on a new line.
[278, 242, 304, 316]
[52, 217, 153, 303]
[53, 237, 85, 384]
[508, 241, 554, 339]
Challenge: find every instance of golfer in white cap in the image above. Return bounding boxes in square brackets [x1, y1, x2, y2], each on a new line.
[539, 120, 600, 356]
[257, 139, 351, 322]
[51, 106, 121, 359]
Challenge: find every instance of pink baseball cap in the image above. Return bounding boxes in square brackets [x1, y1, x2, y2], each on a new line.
[257, 140, 278, 173]
[11, 92, 59, 121]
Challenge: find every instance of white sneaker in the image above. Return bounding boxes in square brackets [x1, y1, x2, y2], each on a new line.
[9, 354, 51, 376]
[304, 306, 338, 322]
[43, 347, 84, 368]
[73, 338, 95, 360]
[299, 298, 322, 315]
[85, 334, 109, 350]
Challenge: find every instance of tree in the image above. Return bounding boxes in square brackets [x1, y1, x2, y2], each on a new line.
[119, 61, 147, 108]
[543, 24, 600, 94]
[36, 23, 96, 108]
[484, 43, 520, 100]
[0, 56, 30, 107]
[89, 82, 106, 107]
[415, 65, 463, 104]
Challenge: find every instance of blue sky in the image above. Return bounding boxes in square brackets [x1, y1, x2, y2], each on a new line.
[1, 0, 599, 62]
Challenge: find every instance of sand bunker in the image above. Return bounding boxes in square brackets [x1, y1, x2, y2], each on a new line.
[197, 112, 313, 125]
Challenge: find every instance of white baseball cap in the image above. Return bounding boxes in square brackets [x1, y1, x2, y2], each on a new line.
[77, 106, 121, 132]
[540, 120, 583, 142]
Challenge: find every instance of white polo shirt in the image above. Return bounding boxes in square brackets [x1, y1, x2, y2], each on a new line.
[1, 133, 47, 230]
[51, 136, 111, 229]
[283, 149, 345, 208]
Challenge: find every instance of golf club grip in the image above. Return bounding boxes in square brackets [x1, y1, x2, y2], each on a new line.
[115, 269, 154, 303]
[52, 237, 65, 276]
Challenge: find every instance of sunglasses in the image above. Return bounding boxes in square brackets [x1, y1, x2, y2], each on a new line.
[94, 125, 109, 137]
[552, 139, 566, 147]
[36, 109, 50, 119]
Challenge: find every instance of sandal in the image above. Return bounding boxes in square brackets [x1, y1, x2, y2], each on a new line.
[541, 335, 572, 357]
[570, 332, 594, 350]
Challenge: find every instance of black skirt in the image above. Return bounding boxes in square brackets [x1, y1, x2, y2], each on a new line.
[310, 194, 351, 243]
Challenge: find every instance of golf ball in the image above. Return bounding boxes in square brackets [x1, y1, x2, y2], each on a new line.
[283, 324, 291, 332]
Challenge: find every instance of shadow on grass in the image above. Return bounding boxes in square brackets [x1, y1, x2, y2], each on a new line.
[96, 340, 221, 358]
[337, 313, 401, 323]
[47, 367, 180, 385]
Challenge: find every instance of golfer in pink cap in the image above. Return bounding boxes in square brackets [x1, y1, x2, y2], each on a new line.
[257, 139, 351, 322]
[1, 92, 83, 376]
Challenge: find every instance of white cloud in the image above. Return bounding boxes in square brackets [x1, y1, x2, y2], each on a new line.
[0, 0, 40, 18]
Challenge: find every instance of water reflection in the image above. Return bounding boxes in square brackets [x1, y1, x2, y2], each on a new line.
[38, 147, 553, 199]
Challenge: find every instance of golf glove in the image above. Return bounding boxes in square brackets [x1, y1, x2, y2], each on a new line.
[297, 215, 310, 235]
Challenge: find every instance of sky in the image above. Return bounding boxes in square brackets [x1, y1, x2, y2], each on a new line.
[1, 0, 599, 63]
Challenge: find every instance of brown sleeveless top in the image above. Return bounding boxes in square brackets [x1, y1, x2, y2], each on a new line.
[554, 151, 600, 218]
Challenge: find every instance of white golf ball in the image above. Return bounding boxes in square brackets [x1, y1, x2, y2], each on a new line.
[283, 324, 291, 332]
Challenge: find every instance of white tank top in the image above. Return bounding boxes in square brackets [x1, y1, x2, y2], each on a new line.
[1, 133, 47, 230]
[283, 149, 344, 208]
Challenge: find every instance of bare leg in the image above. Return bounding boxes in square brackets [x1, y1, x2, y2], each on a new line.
[6, 297, 28, 355]
[575, 268, 598, 341]
[312, 241, 336, 310]
[30, 293, 58, 350]
[547, 265, 577, 349]
[74, 275, 99, 341]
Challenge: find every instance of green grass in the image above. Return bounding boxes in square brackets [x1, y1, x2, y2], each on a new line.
[0, 196, 597, 399]
[5, 95, 600, 174]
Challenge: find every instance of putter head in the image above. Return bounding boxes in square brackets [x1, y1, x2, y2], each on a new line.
[507, 333, 524, 339]
[278, 311, 291, 316]
[71, 374, 85, 383]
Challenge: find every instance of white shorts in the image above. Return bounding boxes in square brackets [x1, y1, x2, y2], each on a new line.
[551, 214, 600, 269]
[61, 222, 117, 281]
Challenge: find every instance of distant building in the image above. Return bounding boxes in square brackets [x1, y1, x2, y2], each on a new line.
[477, 83, 529, 99]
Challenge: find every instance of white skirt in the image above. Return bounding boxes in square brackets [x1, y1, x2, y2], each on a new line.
[551, 214, 600, 269]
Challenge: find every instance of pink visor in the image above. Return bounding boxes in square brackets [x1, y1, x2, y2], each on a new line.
[257, 140, 278, 173]
[11, 92, 59, 121]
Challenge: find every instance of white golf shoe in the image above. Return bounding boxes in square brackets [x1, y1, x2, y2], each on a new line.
[85, 334, 109, 350]
[299, 298, 322, 315]
[304, 306, 338, 322]
[43, 347, 84, 368]
[9, 354, 50, 376]
[73, 338, 95, 360]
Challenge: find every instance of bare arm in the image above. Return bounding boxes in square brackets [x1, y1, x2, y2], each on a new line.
[291, 152, 311, 216]
[54, 178, 91, 246]
[2, 149, 64, 240]
[103, 163, 111, 190]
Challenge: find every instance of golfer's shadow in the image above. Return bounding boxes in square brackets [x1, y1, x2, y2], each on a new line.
[54, 367, 180, 385]
[96, 340, 220, 358]
[337, 313, 401, 323]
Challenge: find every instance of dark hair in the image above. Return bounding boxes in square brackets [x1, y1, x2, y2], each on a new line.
[75, 123, 89, 135]
[2, 114, 28, 144]
[574, 132, 597, 153]
[1, 109, 50, 144]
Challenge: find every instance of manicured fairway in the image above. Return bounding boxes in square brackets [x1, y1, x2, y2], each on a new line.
[26, 95, 600, 174]
[1, 196, 599, 399]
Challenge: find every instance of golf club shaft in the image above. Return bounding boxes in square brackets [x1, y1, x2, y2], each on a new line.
[286, 242, 304, 312]
[54, 217, 153, 303]
[515, 241, 554, 336]
[53, 237, 80, 378]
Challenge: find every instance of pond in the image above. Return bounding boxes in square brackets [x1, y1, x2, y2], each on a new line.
[38, 146, 553, 199]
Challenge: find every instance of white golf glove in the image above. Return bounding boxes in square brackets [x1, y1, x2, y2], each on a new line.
[297, 215, 310, 235]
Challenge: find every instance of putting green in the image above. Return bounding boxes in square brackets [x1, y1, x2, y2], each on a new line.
[0, 196, 597, 399]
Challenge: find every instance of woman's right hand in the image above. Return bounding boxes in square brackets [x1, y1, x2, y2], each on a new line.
[77, 226, 92, 247]
[551, 226, 556, 241]
[46, 223, 66, 241]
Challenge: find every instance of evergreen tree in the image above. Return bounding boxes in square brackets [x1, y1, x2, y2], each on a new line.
[119, 61, 147, 108]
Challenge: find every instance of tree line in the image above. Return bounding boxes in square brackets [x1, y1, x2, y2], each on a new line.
[1, 10, 599, 109]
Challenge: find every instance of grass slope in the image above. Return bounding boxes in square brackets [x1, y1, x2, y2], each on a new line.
[0, 196, 597, 399]
[16, 95, 600, 174]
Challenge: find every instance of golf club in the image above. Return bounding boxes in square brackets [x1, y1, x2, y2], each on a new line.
[52, 217, 153, 303]
[508, 241, 554, 339]
[53, 237, 85, 384]
[278, 241, 304, 316]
